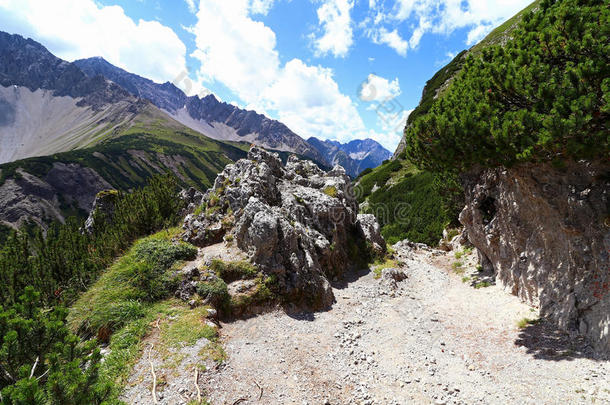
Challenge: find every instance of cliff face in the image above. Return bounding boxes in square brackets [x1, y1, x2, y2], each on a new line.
[459, 161, 609, 351]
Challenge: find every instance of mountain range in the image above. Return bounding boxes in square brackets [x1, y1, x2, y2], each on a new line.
[0, 31, 390, 230]
[73, 56, 391, 176]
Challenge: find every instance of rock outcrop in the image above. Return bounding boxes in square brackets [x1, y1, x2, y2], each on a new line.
[83, 189, 118, 234]
[182, 147, 386, 309]
[459, 161, 609, 352]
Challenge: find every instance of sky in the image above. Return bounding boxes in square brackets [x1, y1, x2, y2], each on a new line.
[0, 0, 532, 152]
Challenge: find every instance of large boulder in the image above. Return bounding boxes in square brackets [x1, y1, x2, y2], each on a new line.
[182, 147, 385, 309]
[460, 160, 609, 352]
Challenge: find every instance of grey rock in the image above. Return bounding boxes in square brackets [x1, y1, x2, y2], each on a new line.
[183, 146, 384, 310]
[460, 160, 609, 353]
[83, 189, 118, 234]
[357, 213, 387, 255]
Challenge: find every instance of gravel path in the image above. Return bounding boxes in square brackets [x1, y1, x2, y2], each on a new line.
[201, 245, 609, 405]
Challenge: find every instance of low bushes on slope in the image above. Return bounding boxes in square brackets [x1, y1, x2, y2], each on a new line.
[0, 175, 186, 403]
[355, 159, 456, 246]
[406, 0, 609, 172]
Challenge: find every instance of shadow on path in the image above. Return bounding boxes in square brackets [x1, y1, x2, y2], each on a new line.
[514, 320, 606, 361]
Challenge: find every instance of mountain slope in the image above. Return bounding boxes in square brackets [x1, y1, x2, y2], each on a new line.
[74, 57, 326, 164]
[306, 137, 392, 177]
[0, 32, 252, 229]
[0, 32, 158, 163]
[393, 0, 542, 159]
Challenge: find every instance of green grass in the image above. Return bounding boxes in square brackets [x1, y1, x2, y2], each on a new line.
[451, 261, 465, 274]
[461, 276, 471, 283]
[372, 257, 399, 279]
[210, 259, 258, 283]
[474, 281, 492, 289]
[68, 228, 196, 339]
[159, 305, 217, 349]
[516, 317, 540, 329]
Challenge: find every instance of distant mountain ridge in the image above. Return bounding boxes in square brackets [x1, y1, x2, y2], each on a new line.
[0, 33, 133, 109]
[74, 57, 390, 176]
[74, 57, 325, 164]
[306, 137, 392, 176]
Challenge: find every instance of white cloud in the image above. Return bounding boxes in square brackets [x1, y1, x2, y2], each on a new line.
[366, 0, 532, 54]
[358, 74, 401, 102]
[0, 0, 190, 87]
[184, 0, 197, 13]
[370, 27, 408, 56]
[250, 0, 275, 15]
[466, 22, 494, 45]
[312, 0, 354, 58]
[261, 59, 365, 143]
[189, 0, 394, 148]
[190, 0, 280, 102]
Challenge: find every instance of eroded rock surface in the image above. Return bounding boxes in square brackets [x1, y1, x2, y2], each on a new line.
[460, 161, 609, 352]
[182, 147, 385, 309]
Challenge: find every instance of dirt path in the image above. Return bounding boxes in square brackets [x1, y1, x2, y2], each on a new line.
[201, 245, 609, 405]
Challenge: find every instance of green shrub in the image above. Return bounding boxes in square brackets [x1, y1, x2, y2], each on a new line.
[197, 278, 230, 310]
[0, 288, 113, 403]
[210, 259, 258, 283]
[69, 230, 196, 338]
[364, 171, 449, 246]
[406, 0, 609, 172]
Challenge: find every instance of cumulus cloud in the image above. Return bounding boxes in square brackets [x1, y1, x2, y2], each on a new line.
[189, 0, 381, 147]
[250, 0, 275, 15]
[370, 27, 408, 56]
[358, 74, 401, 102]
[190, 0, 280, 102]
[367, 0, 532, 54]
[0, 0, 190, 87]
[184, 0, 197, 13]
[312, 0, 354, 58]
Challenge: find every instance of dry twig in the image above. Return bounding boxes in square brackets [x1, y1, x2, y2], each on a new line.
[148, 344, 157, 403]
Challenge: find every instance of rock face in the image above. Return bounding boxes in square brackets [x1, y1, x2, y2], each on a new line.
[0, 32, 132, 109]
[83, 189, 118, 234]
[182, 147, 385, 309]
[459, 161, 609, 352]
[0, 163, 113, 229]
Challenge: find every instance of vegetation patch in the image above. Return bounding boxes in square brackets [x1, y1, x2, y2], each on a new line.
[474, 281, 492, 289]
[322, 185, 338, 198]
[69, 229, 196, 340]
[405, 0, 608, 172]
[159, 304, 217, 349]
[211, 259, 258, 283]
[517, 317, 540, 329]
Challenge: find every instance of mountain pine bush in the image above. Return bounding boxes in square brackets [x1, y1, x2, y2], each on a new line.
[405, 0, 609, 172]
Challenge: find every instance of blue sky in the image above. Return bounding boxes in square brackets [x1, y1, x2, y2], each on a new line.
[0, 0, 532, 151]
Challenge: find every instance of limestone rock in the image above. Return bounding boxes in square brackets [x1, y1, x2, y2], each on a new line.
[460, 160, 609, 352]
[182, 147, 385, 309]
[83, 189, 118, 234]
[356, 213, 387, 255]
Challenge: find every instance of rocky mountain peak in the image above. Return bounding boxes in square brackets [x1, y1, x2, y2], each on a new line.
[0, 32, 132, 109]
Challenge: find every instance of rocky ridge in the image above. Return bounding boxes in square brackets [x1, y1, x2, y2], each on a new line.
[182, 146, 385, 310]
